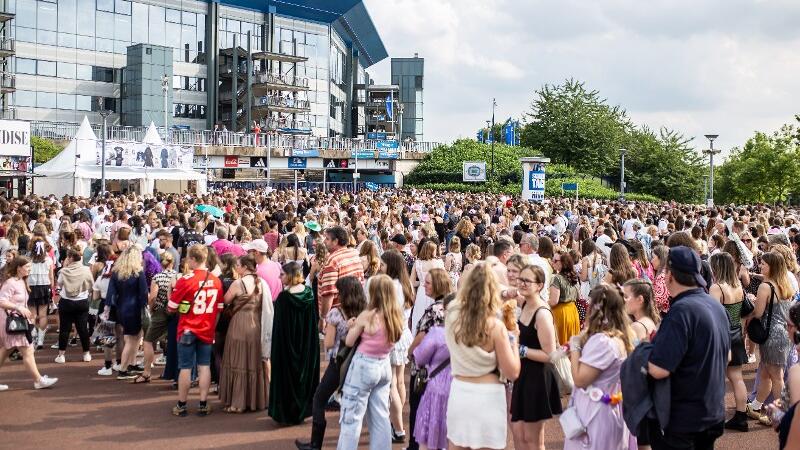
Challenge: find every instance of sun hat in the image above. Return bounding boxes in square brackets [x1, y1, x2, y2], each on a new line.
[304, 221, 322, 232]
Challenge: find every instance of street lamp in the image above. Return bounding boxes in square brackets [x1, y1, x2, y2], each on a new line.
[97, 98, 112, 195]
[619, 148, 627, 202]
[703, 134, 720, 206]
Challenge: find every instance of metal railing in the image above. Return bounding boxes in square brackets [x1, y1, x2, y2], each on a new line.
[0, 72, 13, 90]
[265, 117, 311, 131]
[208, 180, 395, 193]
[255, 72, 309, 89]
[0, 37, 14, 54]
[0, 107, 15, 119]
[256, 95, 310, 110]
[29, 121, 442, 152]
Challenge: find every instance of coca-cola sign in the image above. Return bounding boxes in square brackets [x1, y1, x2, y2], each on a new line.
[0, 120, 30, 157]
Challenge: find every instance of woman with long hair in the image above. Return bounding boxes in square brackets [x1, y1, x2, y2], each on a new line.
[360, 240, 381, 279]
[549, 250, 580, 346]
[622, 279, 660, 344]
[603, 243, 638, 286]
[462, 243, 482, 276]
[444, 236, 464, 287]
[54, 248, 94, 364]
[650, 245, 670, 316]
[708, 252, 749, 432]
[454, 217, 475, 253]
[296, 276, 367, 450]
[220, 254, 270, 413]
[411, 241, 445, 336]
[105, 245, 149, 380]
[0, 256, 58, 390]
[337, 274, 404, 450]
[27, 236, 54, 349]
[511, 265, 562, 450]
[270, 262, 319, 424]
[748, 252, 795, 426]
[445, 263, 519, 450]
[565, 284, 634, 449]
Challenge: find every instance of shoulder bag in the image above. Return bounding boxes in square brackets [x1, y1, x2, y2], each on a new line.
[336, 336, 361, 393]
[747, 283, 775, 345]
[740, 287, 755, 317]
[412, 357, 451, 396]
[5, 310, 28, 334]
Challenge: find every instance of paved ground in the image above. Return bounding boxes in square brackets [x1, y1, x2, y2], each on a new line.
[0, 338, 780, 450]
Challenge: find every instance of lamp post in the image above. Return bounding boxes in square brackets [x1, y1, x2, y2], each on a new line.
[161, 74, 170, 141]
[98, 98, 112, 195]
[619, 148, 627, 202]
[491, 98, 496, 181]
[703, 134, 720, 206]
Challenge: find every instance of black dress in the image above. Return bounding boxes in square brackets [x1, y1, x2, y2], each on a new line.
[510, 306, 563, 422]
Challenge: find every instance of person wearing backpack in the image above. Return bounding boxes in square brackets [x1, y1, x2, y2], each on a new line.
[579, 239, 607, 291]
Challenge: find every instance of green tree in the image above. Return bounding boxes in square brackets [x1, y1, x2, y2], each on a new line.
[521, 79, 631, 176]
[32, 136, 63, 164]
[714, 124, 800, 204]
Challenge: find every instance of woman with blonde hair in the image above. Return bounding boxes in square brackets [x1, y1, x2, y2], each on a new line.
[454, 217, 475, 253]
[411, 241, 445, 336]
[462, 243, 482, 276]
[748, 252, 795, 425]
[444, 236, 463, 287]
[445, 263, 520, 450]
[360, 240, 381, 279]
[565, 284, 634, 449]
[337, 274, 404, 450]
[105, 245, 148, 380]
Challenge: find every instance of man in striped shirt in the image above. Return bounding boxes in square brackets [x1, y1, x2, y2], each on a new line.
[318, 226, 364, 323]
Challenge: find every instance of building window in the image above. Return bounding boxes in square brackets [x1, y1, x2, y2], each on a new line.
[16, 58, 36, 75]
[37, 60, 56, 77]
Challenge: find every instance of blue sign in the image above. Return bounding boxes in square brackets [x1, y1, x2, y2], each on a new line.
[353, 150, 376, 159]
[368, 132, 388, 140]
[288, 157, 307, 169]
[503, 119, 520, 146]
[376, 140, 399, 150]
[562, 183, 578, 191]
[365, 182, 379, 191]
[476, 129, 484, 143]
[378, 151, 399, 160]
[292, 148, 319, 157]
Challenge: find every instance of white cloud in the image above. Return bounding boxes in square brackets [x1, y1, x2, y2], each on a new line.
[363, 0, 800, 161]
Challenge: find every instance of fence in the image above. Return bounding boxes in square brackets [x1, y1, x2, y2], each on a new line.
[29, 121, 442, 153]
[208, 180, 395, 193]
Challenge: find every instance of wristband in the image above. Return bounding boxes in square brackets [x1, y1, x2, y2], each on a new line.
[519, 344, 528, 359]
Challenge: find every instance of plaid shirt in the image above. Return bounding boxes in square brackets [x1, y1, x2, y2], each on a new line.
[318, 247, 364, 308]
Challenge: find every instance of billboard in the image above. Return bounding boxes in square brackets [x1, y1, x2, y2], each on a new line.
[463, 161, 486, 182]
[0, 120, 31, 157]
[92, 141, 194, 169]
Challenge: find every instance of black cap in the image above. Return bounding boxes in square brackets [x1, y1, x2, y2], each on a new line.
[390, 234, 407, 246]
[668, 246, 707, 288]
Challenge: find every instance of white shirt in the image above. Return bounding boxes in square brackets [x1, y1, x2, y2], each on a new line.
[622, 219, 640, 240]
[527, 253, 552, 302]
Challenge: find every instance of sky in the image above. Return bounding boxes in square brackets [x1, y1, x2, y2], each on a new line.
[363, 0, 800, 161]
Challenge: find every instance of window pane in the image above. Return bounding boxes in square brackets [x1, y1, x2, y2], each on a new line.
[96, 38, 113, 52]
[166, 8, 180, 24]
[182, 11, 195, 26]
[76, 95, 92, 111]
[57, 62, 76, 78]
[37, 60, 56, 76]
[16, 0, 36, 28]
[58, 0, 77, 33]
[57, 93, 76, 110]
[76, 64, 92, 80]
[149, 5, 165, 46]
[37, 92, 56, 108]
[77, 35, 94, 50]
[37, 29, 56, 45]
[15, 90, 36, 107]
[16, 58, 36, 74]
[96, 11, 114, 39]
[17, 27, 36, 43]
[166, 21, 180, 49]
[114, 13, 131, 42]
[97, 0, 114, 12]
[131, 2, 147, 38]
[58, 33, 76, 48]
[77, 0, 95, 36]
[115, 0, 131, 15]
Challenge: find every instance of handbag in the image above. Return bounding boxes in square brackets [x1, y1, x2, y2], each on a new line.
[336, 336, 361, 393]
[747, 283, 775, 345]
[5, 310, 29, 334]
[412, 357, 450, 396]
[740, 291, 755, 318]
[559, 396, 587, 440]
[549, 349, 574, 395]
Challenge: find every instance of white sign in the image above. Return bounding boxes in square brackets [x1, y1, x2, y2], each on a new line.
[0, 120, 31, 157]
[463, 161, 486, 182]
[521, 157, 550, 202]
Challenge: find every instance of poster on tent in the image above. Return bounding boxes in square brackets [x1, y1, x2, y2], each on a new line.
[91, 141, 194, 169]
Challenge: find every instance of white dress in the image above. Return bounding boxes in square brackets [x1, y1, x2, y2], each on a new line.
[411, 258, 445, 337]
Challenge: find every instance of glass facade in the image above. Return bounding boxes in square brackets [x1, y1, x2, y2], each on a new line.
[391, 57, 424, 141]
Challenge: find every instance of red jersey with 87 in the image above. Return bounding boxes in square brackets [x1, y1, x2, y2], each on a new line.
[168, 269, 223, 344]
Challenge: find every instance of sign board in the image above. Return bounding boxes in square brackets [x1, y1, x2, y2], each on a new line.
[378, 151, 399, 160]
[224, 156, 239, 168]
[288, 157, 307, 169]
[90, 141, 194, 169]
[521, 157, 550, 202]
[367, 132, 387, 140]
[462, 161, 487, 182]
[376, 140, 399, 150]
[353, 150, 376, 159]
[562, 183, 578, 191]
[292, 148, 319, 158]
[323, 158, 349, 169]
[250, 157, 269, 168]
[0, 120, 31, 157]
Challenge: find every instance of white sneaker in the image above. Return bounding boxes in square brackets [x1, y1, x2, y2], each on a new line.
[0, 384, 8, 391]
[83, 353, 92, 362]
[34, 375, 58, 389]
[112, 363, 122, 372]
[54, 354, 65, 364]
[97, 367, 113, 376]
[154, 355, 167, 366]
[50, 343, 59, 350]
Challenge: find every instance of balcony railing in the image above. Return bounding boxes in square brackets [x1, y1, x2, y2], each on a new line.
[255, 72, 309, 89]
[0, 107, 15, 119]
[265, 117, 312, 132]
[256, 95, 310, 110]
[0, 37, 14, 54]
[30, 120, 441, 153]
[0, 72, 14, 91]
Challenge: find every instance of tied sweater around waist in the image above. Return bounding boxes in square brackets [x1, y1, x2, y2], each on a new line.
[444, 300, 498, 378]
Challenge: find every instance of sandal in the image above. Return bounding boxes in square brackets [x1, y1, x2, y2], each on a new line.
[131, 374, 151, 384]
[223, 407, 243, 414]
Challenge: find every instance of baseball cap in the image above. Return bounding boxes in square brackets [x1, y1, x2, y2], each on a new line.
[243, 239, 269, 254]
[667, 246, 707, 288]
[390, 234, 407, 246]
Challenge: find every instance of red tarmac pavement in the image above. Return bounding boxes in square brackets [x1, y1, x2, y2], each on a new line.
[0, 339, 779, 449]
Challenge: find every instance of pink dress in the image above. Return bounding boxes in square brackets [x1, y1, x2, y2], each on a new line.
[0, 278, 31, 349]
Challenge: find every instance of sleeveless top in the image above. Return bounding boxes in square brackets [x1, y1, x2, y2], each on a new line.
[519, 305, 550, 351]
[358, 314, 393, 358]
[445, 300, 498, 377]
[152, 269, 177, 312]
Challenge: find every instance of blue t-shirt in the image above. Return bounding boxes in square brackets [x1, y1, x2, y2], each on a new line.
[649, 288, 730, 433]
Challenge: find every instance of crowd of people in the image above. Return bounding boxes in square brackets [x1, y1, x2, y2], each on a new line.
[2, 187, 800, 449]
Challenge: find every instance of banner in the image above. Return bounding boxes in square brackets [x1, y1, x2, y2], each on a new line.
[463, 161, 486, 182]
[0, 120, 31, 157]
[367, 132, 387, 140]
[92, 141, 194, 170]
[521, 158, 548, 202]
[376, 140, 399, 150]
[292, 148, 319, 157]
[288, 157, 307, 169]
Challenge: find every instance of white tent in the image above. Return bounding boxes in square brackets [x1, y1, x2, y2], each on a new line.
[35, 117, 207, 197]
